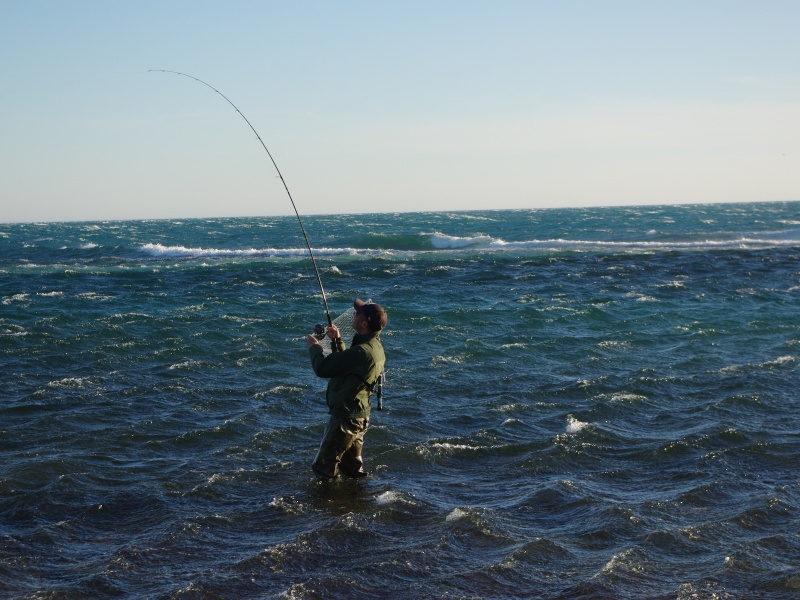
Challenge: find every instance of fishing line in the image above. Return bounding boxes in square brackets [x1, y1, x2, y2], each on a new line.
[149, 69, 332, 327]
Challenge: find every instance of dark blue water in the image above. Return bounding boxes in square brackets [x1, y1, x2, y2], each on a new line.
[2, 202, 800, 598]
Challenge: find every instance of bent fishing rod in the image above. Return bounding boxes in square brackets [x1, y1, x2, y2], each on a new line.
[149, 69, 333, 328]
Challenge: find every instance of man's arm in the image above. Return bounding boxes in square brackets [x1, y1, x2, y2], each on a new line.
[308, 341, 365, 379]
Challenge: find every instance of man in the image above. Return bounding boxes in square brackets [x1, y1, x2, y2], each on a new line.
[306, 298, 387, 480]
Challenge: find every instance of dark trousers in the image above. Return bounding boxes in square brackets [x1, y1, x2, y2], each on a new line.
[312, 416, 370, 479]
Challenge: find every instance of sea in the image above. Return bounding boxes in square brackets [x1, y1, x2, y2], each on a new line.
[2, 201, 799, 599]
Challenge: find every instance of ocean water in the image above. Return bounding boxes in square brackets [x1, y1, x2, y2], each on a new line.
[2, 201, 799, 599]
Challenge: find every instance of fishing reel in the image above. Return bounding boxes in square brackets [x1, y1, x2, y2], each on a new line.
[313, 323, 326, 340]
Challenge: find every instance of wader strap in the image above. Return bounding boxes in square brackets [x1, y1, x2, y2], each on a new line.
[356, 374, 379, 395]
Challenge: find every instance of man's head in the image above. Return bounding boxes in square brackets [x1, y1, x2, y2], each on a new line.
[354, 298, 387, 333]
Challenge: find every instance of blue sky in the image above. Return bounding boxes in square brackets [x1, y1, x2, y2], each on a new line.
[1, 1, 798, 223]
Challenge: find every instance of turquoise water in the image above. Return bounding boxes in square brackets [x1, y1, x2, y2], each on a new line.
[2, 202, 799, 598]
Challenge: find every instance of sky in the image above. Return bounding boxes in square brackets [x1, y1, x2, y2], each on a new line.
[1, 1, 799, 223]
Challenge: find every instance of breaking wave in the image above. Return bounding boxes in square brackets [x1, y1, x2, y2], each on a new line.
[139, 243, 355, 259]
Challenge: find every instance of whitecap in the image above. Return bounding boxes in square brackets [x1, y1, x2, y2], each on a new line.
[430, 232, 495, 249]
[718, 355, 795, 374]
[427, 442, 475, 452]
[141, 243, 264, 257]
[765, 355, 795, 367]
[270, 496, 306, 515]
[48, 377, 90, 389]
[268, 385, 299, 394]
[375, 490, 402, 505]
[139, 242, 353, 259]
[661, 280, 688, 289]
[76, 292, 113, 300]
[597, 548, 643, 577]
[446, 507, 469, 522]
[445, 212, 496, 222]
[207, 473, 226, 485]
[609, 393, 647, 403]
[169, 360, 203, 370]
[566, 415, 589, 434]
[496, 403, 525, 412]
[3, 293, 29, 305]
[599, 340, 632, 350]
[431, 355, 466, 365]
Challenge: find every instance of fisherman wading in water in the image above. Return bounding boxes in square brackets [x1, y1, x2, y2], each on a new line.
[306, 299, 387, 480]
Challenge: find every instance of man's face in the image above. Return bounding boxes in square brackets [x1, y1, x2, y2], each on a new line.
[353, 311, 368, 332]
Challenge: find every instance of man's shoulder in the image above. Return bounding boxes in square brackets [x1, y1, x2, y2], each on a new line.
[357, 333, 383, 349]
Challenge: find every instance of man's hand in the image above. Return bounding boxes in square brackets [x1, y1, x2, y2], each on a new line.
[326, 324, 341, 340]
[306, 334, 320, 349]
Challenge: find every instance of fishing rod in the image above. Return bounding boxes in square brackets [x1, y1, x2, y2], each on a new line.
[149, 69, 333, 328]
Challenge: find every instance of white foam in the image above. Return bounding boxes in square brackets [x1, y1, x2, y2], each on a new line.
[270, 496, 306, 515]
[428, 442, 474, 452]
[457, 236, 800, 252]
[141, 243, 275, 257]
[140, 243, 354, 259]
[566, 415, 589, 434]
[48, 377, 90, 389]
[375, 491, 396, 505]
[3, 293, 29, 305]
[609, 393, 647, 403]
[446, 508, 469, 522]
[264, 385, 303, 395]
[766, 355, 795, 367]
[430, 232, 495, 249]
[169, 360, 203, 370]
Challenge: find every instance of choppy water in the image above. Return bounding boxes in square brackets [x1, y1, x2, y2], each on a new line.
[2, 202, 800, 599]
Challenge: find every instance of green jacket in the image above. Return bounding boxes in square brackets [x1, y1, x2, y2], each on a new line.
[308, 331, 385, 419]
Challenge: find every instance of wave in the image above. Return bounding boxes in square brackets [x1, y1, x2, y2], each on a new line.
[406, 233, 800, 252]
[139, 243, 357, 259]
[140, 235, 498, 258]
[431, 233, 495, 249]
[137, 233, 800, 261]
[527, 236, 800, 251]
